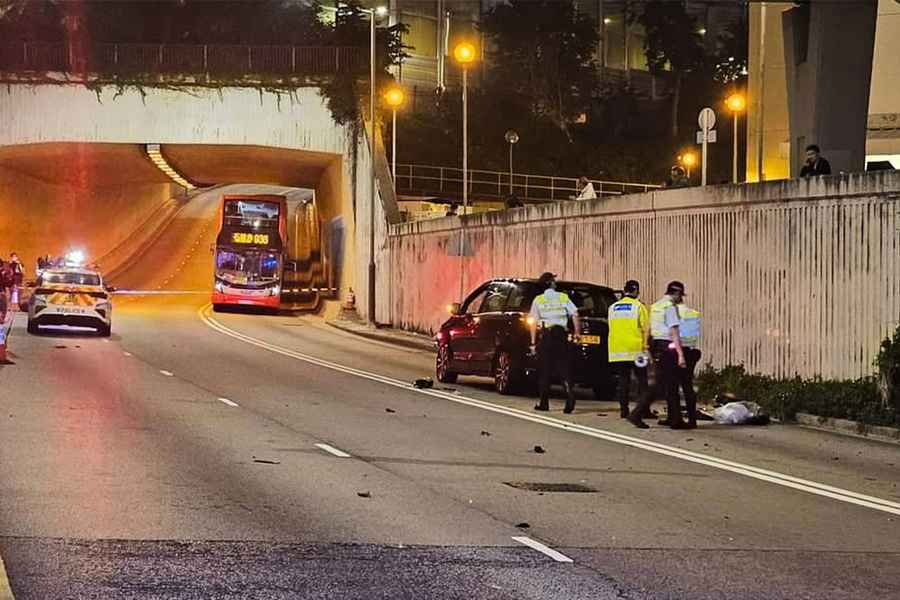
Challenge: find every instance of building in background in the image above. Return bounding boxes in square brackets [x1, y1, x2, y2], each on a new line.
[747, 0, 900, 181]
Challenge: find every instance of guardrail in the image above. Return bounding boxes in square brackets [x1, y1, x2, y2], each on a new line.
[0, 43, 365, 76]
[394, 163, 661, 204]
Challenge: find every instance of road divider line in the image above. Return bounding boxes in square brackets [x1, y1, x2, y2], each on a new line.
[198, 305, 900, 517]
[218, 397, 239, 407]
[123, 351, 132, 357]
[315, 443, 352, 458]
[0, 551, 16, 599]
[512, 536, 573, 563]
[159, 370, 174, 377]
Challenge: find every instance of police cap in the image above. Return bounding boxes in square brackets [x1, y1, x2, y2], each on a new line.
[666, 280, 686, 295]
[624, 280, 640, 293]
[538, 272, 557, 287]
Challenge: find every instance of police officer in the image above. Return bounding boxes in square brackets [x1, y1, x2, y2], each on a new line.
[672, 303, 702, 428]
[607, 280, 650, 419]
[529, 272, 581, 413]
[632, 281, 688, 429]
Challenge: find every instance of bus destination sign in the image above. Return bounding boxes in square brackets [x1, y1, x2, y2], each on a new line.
[231, 232, 270, 245]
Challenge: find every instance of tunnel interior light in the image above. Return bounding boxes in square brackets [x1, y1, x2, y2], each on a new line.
[65, 250, 85, 266]
[453, 42, 477, 65]
[145, 144, 196, 190]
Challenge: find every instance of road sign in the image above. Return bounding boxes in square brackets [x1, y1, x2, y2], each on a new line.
[698, 107, 716, 131]
[696, 130, 717, 144]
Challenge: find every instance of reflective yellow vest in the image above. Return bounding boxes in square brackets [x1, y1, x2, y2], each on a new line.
[607, 297, 648, 362]
[680, 305, 702, 348]
[650, 296, 677, 340]
[531, 291, 573, 328]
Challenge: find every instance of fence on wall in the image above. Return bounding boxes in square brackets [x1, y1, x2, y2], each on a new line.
[386, 172, 900, 380]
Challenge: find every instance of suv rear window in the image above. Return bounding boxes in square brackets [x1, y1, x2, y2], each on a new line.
[503, 281, 615, 318]
[40, 272, 101, 287]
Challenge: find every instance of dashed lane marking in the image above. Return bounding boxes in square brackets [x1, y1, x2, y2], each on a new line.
[159, 370, 174, 377]
[315, 443, 352, 458]
[198, 305, 900, 518]
[512, 536, 573, 563]
[123, 352, 132, 357]
[218, 397, 239, 407]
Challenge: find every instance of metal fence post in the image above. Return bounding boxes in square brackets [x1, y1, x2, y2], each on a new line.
[203, 44, 208, 72]
[248, 46, 252, 70]
[22, 41, 27, 66]
[158, 44, 164, 68]
[440, 167, 445, 192]
[113, 43, 118, 65]
[291, 46, 296, 73]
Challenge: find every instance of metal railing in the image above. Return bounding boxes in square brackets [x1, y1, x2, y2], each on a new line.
[0, 43, 364, 76]
[394, 163, 660, 204]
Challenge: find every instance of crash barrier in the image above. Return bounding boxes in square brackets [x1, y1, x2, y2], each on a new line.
[386, 171, 900, 381]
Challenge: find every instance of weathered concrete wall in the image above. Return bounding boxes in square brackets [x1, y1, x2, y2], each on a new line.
[0, 165, 174, 277]
[389, 172, 900, 380]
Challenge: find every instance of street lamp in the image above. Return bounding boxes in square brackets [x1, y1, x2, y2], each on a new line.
[384, 85, 405, 191]
[504, 130, 519, 195]
[726, 93, 746, 184]
[680, 151, 698, 179]
[453, 41, 476, 301]
[366, 5, 388, 324]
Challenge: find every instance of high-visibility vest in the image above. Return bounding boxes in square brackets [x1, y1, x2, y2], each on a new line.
[532, 291, 573, 328]
[680, 306, 701, 348]
[650, 296, 677, 340]
[607, 297, 648, 362]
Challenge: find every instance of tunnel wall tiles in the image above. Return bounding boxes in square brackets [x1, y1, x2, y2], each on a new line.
[389, 172, 900, 380]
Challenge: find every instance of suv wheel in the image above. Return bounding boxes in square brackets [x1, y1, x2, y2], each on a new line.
[494, 350, 521, 395]
[436, 344, 458, 383]
[97, 323, 112, 337]
[26, 319, 38, 334]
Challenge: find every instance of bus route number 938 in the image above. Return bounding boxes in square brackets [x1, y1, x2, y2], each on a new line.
[232, 232, 270, 245]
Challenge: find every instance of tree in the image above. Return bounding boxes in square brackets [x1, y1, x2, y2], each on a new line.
[480, 0, 598, 143]
[630, 1, 705, 138]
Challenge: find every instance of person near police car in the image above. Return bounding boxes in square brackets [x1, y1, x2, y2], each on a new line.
[629, 281, 689, 429]
[529, 272, 581, 414]
[607, 279, 650, 419]
[670, 302, 702, 428]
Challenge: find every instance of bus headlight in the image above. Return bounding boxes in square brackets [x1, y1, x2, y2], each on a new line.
[214, 281, 225, 293]
[270, 285, 280, 296]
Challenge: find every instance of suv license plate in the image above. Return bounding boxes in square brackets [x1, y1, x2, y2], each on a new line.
[578, 335, 601, 345]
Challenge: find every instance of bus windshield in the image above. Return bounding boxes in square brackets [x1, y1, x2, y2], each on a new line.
[215, 249, 281, 285]
[223, 199, 280, 230]
[40, 272, 102, 287]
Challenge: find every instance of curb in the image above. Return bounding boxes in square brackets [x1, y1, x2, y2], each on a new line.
[796, 412, 900, 445]
[326, 320, 435, 352]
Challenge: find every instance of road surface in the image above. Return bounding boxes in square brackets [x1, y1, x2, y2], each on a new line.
[1, 187, 899, 599]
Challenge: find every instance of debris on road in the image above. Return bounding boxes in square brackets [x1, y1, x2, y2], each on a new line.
[252, 458, 280, 465]
[515, 522, 530, 529]
[713, 401, 770, 425]
[385, 408, 396, 413]
[413, 378, 434, 389]
[357, 491, 371, 498]
[54, 345, 67, 349]
[533, 445, 546, 454]
[481, 430, 491, 436]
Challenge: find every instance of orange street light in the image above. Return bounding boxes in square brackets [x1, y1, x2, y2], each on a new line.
[384, 86, 405, 189]
[680, 152, 698, 178]
[452, 41, 478, 302]
[726, 93, 746, 183]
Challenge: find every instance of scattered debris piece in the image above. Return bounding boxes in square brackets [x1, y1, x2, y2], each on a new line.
[515, 522, 530, 529]
[832, 457, 840, 461]
[439, 387, 459, 393]
[481, 430, 491, 436]
[54, 345, 67, 349]
[385, 408, 396, 413]
[595, 413, 608, 417]
[357, 491, 371, 498]
[252, 459, 280, 465]
[533, 445, 546, 454]
[413, 378, 434, 389]
[685, 438, 694, 442]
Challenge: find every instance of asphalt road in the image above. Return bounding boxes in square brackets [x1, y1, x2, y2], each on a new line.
[1, 187, 899, 599]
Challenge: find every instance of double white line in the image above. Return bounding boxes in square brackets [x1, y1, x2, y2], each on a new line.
[199, 305, 900, 517]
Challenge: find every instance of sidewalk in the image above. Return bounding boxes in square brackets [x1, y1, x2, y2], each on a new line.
[326, 317, 435, 353]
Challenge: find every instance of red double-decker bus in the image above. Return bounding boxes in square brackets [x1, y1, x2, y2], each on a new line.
[212, 194, 287, 311]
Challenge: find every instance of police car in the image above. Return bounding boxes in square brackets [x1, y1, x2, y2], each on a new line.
[26, 266, 113, 337]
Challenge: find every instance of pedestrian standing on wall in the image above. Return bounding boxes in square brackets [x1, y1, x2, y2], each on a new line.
[573, 176, 598, 201]
[800, 144, 832, 177]
[529, 272, 581, 414]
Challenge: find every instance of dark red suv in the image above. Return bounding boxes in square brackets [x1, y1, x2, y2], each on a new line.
[435, 278, 617, 397]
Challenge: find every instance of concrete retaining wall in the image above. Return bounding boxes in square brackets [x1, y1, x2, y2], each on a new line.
[389, 171, 900, 380]
[0, 165, 174, 278]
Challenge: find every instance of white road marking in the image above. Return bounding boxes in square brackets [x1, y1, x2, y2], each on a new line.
[218, 397, 239, 407]
[512, 536, 573, 563]
[315, 443, 352, 458]
[0, 550, 15, 599]
[198, 305, 900, 517]
[159, 370, 174, 377]
[123, 352, 132, 357]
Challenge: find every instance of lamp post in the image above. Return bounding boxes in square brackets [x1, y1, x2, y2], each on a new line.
[726, 93, 746, 184]
[680, 151, 698, 179]
[384, 86, 405, 191]
[366, 5, 388, 324]
[504, 129, 519, 195]
[453, 41, 476, 302]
